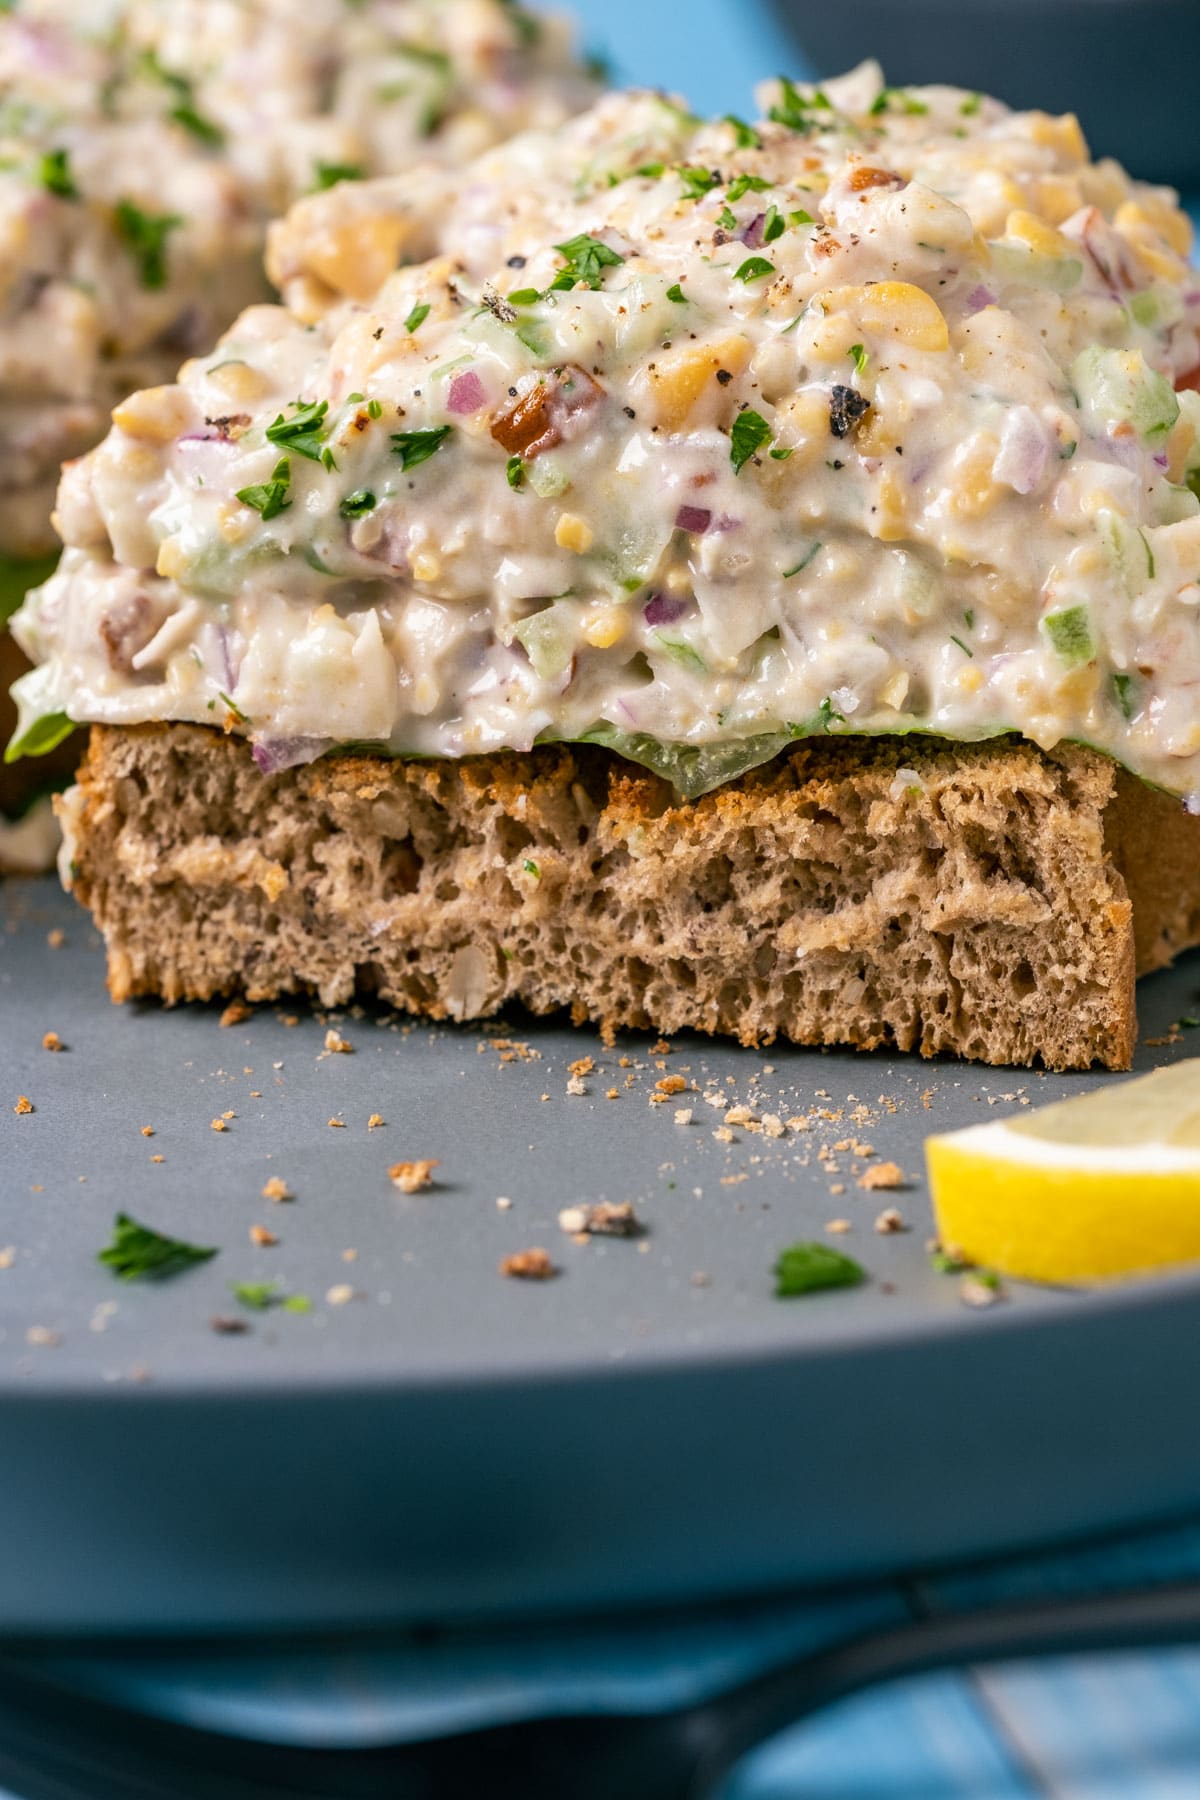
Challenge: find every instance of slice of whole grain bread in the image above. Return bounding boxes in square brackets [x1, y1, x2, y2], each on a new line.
[59, 722, 1200, 1070]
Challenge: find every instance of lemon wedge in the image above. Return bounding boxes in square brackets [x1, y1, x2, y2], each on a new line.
[926, 1061, 1200, 1284]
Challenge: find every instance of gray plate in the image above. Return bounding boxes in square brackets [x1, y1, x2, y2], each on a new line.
[3, 875, 1200, 1639]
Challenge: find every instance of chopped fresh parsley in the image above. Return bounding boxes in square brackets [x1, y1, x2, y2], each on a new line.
[817, 695, 846, 731]
[171, 102, 224, 146]
[717, 204, 737, 230]
[722, 114, 762, 150]
[726, 173, 771, 202]
[3, 709, 73, 765]
[1112, 671, 1135, 719]
[506, 287, 540, 306]
[506, 455, 525, 490]
[762, 203, 785, 244]
[114, 198, 182, 289]
[775, 1241, 865, 1298]
[949, 634, 974, 658]
[734, 256, 775, 283]
[1138, 527, 1155, 578]
[731, 408, 772, 473]
[236, 456, 292, 521]
[666, 282, 687, 304]
[679, 164, 720, 200]
[315, 161, 365, 190]
[367, 398, 383, 419]
[550, 232, 625, 291]
[789, 208, 815, 227]
[136, 51, 224, 146]
[849, 342, 869, 376]
[523, 858, 541, 879]
[340, 488, 376, 519]
[768, 76, 830, 133]
[99, 1212, 218, 1282]
[870, 87, 929, 117]
[783, 543, 821, 578]
[960, 92, 982, 117]
[37, 147, 77, 199]
[217, 690, 246, 721]
[391, 424, 452, 469]
[265, 398, 329, 462]
[230, 1279, 312, 1313]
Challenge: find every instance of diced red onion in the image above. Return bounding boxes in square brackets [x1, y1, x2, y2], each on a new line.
[964, 284, 996, 314]
[740, 212, 766, 249]
[1154, 451, 1170, 468]
[251, 736, 331, 775]
[643, 591, 689, 626]
[675, 504, 712, 534]
[447, 370, 486, 415]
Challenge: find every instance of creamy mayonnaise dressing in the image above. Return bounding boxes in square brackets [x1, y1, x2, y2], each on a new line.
[16, 67, 1200, 801]
[0, 0, 595, 560]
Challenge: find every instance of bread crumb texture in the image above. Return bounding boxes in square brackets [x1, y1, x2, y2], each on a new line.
[61, 725, 1200, 1071]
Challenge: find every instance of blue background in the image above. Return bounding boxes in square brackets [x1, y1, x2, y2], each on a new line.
[577, 0, 806, 117]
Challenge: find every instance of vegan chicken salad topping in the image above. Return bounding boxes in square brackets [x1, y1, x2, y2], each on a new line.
[14, 66, 1200, 802]
[0, 0, 596, 565]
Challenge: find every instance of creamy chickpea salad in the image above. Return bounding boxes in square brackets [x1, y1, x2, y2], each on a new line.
[15, 66, 1200, 803]
[0, 0, 595, 566]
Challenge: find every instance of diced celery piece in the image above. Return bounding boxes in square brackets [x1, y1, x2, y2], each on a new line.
[989, 240, 1083, 294]
[1043, 604, 1094, 666]
[513, 603, 576, 679]
[1070, 345, 1179, 441]
[528, 457, 571, 499]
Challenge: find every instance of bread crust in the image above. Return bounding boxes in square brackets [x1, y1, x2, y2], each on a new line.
[58, 722, 1200, 1070]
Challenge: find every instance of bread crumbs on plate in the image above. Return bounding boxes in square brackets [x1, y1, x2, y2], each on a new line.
[249, 1225, 278, 1247]
[875, 1208, 907, 1235]
[46, 928, 64, 949]
[141, 1126, 154, 1137]
[41, 1031, 63, 1052]
[858, 1161, 907, 1191]
[0, 1248, 15, 1269]
[261, 1176, 292, 1202]
[210, 1118, 227, 1132]
[326, 1284, 358, 1306]
[389, 1159, 439, 1194]
[219, 1000, 252, 1028]
[367, 1113, 385, 1129]
[13, 1096, 33, 1115]
[324, 1029, 354, 1054]
[557, 1201, 640, 1238]
[500, 1248, 558, 1280]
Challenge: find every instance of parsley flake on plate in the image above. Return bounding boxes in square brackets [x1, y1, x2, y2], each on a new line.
[99, 1213, 218, 1282]
[774, 1241, 865, 1298]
